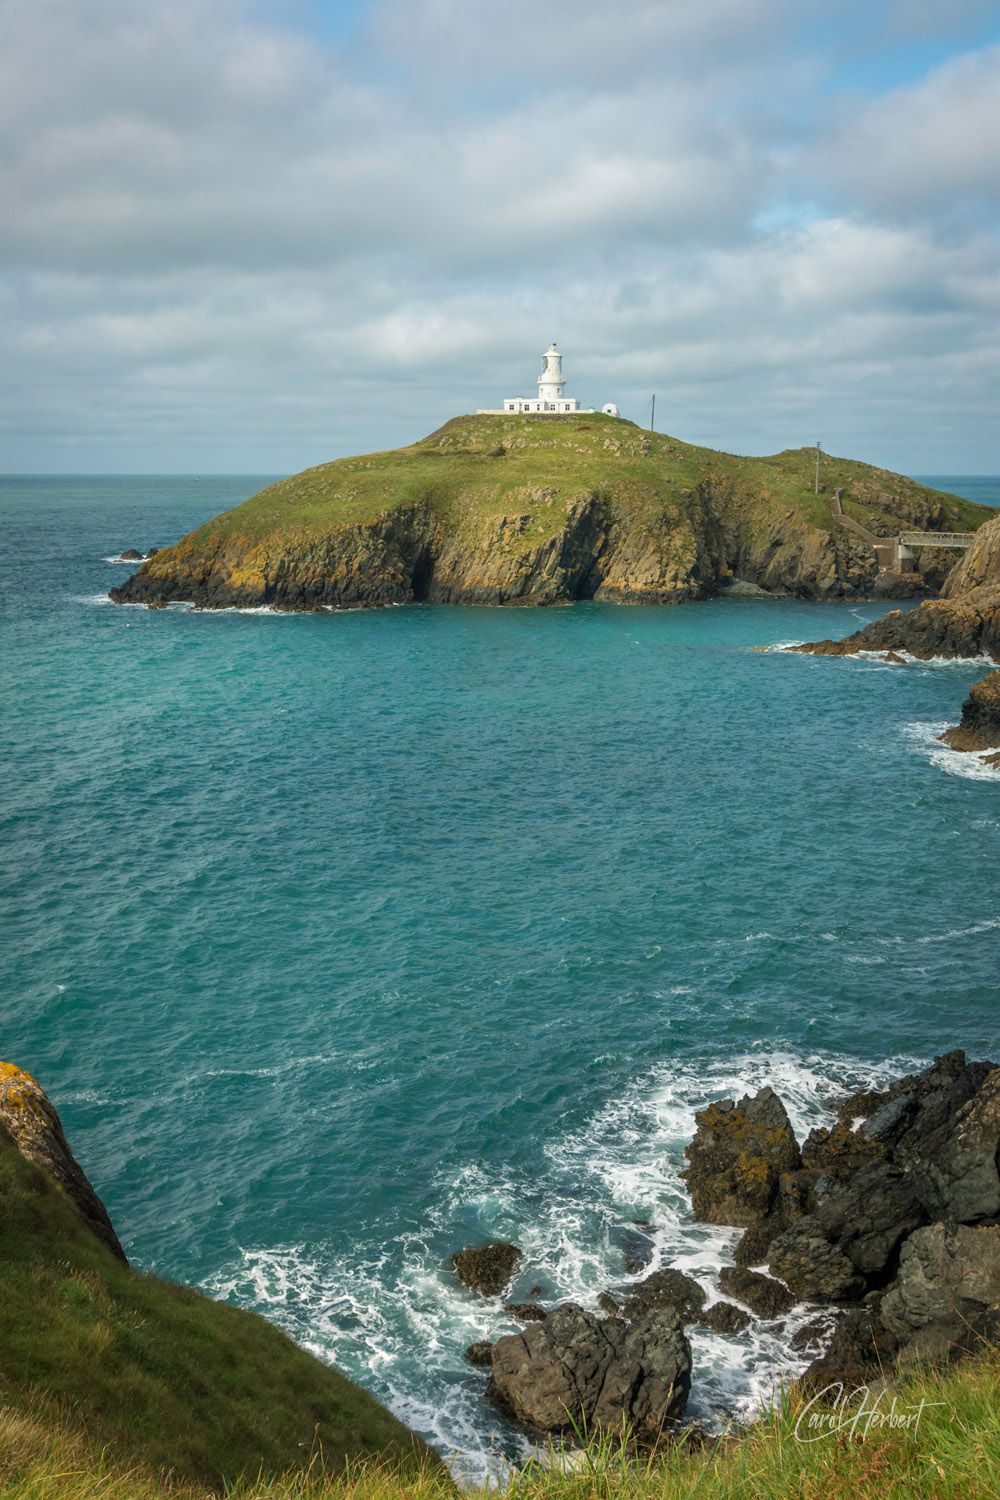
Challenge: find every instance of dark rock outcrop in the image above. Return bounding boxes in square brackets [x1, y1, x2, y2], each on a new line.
[810, 1160, 925, 1276]
[698, 1301, 751, 1335]
[718, 1266, 794, 1319]
[120, 548, 143, 561]
[880, 1224, 1000, 1363]
[790, 513, 1000, 759]
[798, 1306, 897, 1390]
[733, 1218, 783, 1268]
[487, 1302, 692, 1438]
[620, 1268, 707, 1325]
[767, 1219, 866, 1302]
[0, 1061, 127, 1263]
[466, 1340, 495, 1367]
[451, 1241, 522, 1297]
[939, 670, 1000, 757]
[684, 1087, 801, 1227]
[505, 1302, 547, 1322]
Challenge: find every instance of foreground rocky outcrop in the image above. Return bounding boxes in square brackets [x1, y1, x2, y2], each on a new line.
[683, 1052, 1000, 1390]
[455, 1049, 1000, 1449]
[488, 1303, 692, 1440]
[109, 417, 989, 612]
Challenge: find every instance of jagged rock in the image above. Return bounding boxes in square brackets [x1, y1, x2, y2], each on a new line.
[718, 1266, 794, 1319]
[767, 1218, 866, 1302]
[119, 548, 143, 560]
[451, 1242, 522, 1297]
[621, 1268, 707, 1325]
[863, 1051, 995, 1162]
[836, 1087, 892, 1126]
[487, 1302, 691, 1438]
[0, 1062, 127, 1263]
[505, 1302, 547, 1322]
[698, 1301, 751, 1335]
[683, 1087, 801, 1227]
[801, 1121, 886, 1182]
[733, 1218, 783, 1267]
[789, 1314, 836, 1354]
[466, 1341, 494, 1367]
[911, 1068, 1000, 1221]
[940, 670, 1000, 753]
[880, 1224, 1000, 1363]
[811, 1160, 926, 1275]
[144, 547, 159, 558]
[797, 1307, 897, 1390]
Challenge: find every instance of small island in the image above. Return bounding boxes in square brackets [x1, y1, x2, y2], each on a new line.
[109, 409, 990, 613]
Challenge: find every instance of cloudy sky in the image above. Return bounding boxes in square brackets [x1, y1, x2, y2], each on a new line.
[2, 0, 999, 473]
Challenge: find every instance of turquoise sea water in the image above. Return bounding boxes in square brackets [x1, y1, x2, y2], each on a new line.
[2, 475, 999, 1475]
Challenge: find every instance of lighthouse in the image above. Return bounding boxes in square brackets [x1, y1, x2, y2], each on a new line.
[478, 343, 619, 418]
[538, 344, 566, 403]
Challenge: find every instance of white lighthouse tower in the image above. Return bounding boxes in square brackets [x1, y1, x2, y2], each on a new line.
[477, 343, 619, 417]
[538, 343, 566, 404]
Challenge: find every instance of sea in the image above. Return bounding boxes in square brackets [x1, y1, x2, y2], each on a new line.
[2, 473, 999, 1479]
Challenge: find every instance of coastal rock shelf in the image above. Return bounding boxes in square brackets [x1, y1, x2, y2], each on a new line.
[791, 510, 1000, 769]
[456, 1051, 1000, 1444]
[108, 415, 990, 612]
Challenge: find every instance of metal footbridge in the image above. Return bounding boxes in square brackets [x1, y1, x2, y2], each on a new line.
[829, 490, 976, 572]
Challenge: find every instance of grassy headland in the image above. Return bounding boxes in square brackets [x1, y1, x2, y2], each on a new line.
[110, 416, 992, 611]
[0, 1127, 440, 1491]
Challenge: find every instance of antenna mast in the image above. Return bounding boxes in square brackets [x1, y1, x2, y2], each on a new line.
[650, 395, 656, 433]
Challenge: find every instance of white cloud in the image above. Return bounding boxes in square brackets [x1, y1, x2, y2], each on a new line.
[0, 0, 997, 469]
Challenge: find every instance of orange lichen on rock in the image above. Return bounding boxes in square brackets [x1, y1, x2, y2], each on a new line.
[0, 1059, 128, 1264]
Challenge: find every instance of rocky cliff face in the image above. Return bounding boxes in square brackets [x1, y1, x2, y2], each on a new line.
[0, 1061, 127, 1262]
[791, 511, 1000, 662]
[109, 416, 989, 612]
[789, 511, 1000, 766]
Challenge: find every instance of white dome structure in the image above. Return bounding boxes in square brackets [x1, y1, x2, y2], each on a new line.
[478, 344, 619, 417]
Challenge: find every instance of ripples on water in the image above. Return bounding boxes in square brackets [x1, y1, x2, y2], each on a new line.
[2, 477, 999, 1477]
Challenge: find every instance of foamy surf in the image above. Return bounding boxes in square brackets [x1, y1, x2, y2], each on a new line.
[904, 721, 1000, 781]
[199, 1047, 917, 1482]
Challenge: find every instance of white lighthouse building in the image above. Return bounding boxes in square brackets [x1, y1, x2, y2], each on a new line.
[478, 344, 619, 417]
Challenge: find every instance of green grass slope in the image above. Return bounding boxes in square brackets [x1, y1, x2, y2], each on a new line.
[0, 1130, 441, 1491]
[185, 415, 988, 547]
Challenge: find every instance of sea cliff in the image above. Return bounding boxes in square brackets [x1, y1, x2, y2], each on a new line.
[109, 416, 990, 611]
[791, 510, 1000, 762]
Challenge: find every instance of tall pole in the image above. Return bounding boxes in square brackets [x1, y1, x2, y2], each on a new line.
[650, 395, 656, 433]
[815, 441, 822, 494]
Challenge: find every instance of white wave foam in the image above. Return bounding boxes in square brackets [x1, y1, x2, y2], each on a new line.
[196, 1046, 922, 1481]
[904, 721, 1000, 781]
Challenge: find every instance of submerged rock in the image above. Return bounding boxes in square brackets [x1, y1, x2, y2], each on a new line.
[451, 1242, 522, 1297]
[488, 1302, 692, 1438]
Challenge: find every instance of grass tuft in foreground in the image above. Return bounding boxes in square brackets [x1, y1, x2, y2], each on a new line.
[3, 1350, 1000, 1499]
